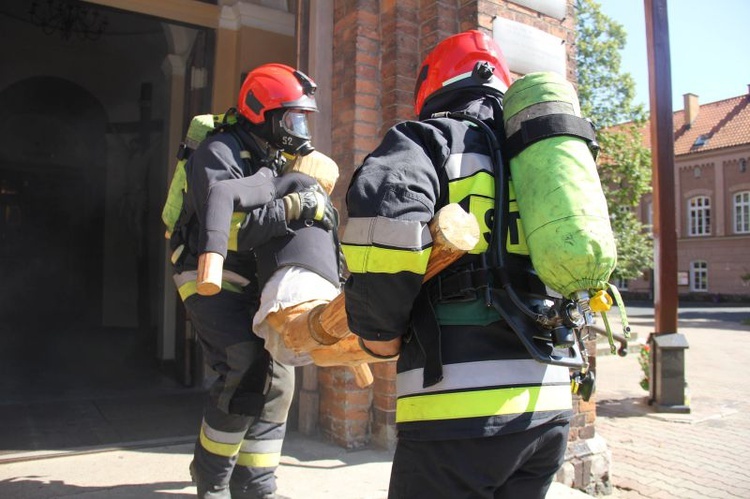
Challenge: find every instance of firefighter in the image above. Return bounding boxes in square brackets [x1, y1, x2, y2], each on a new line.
[341, 30, 574, 499]
[170, 63, 335, 499]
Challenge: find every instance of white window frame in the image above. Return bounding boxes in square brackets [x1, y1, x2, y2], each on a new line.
[734, 191, 750, 234]
[688, 196, 711, 236]
[690, 260, 708, 292]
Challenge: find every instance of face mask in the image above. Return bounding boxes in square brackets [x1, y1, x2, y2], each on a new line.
[272, 109, 314, 156]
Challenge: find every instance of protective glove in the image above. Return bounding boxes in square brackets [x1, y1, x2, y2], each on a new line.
[283, 184, 337, 230]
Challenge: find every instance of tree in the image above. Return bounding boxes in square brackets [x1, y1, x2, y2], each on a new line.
[575, 0, 653, 281]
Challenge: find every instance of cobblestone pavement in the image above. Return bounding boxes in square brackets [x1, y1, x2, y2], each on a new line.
[594, 309, 750, 498]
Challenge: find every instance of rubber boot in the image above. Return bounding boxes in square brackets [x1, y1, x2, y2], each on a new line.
[190, 462, 231, 499]
[232, 489, 291, 499]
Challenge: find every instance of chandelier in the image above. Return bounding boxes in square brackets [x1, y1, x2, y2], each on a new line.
[29, 0, 108, 41]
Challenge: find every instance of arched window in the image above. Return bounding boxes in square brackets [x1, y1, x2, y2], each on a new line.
[734, 191, 750, 234]
[690, 261, 708, 292]
[688, 196, 711, 236]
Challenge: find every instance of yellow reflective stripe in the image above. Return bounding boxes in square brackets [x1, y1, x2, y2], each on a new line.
[468, 196, 493, 254]
[236, 451, 282, 468]
[448, 170, 494, 203]
[396, 384, 572, 423]
[178, 280, 197, 301]
[342, 244, 431, 275]
[314, 191, 326, 220]
[199, 427, 242, 458]
[222, 280, 243, 293]
[178, 279, 243, 301]
[448, 172, 494, 255]
[506, 180, 529, 255]
[446, 172, 529, 256]
[227, 212, 247, 252]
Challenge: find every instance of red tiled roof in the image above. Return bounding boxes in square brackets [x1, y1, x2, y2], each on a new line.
[639, 93, 750, 156]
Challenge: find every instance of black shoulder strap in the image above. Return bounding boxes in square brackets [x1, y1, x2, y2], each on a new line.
[504, 114, 599, 160]
[221, 126, 261, 176]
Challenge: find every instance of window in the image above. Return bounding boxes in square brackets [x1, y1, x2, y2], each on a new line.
[735, 191, 750, 234]
[690, 261, 708, 292]
[688, 196, 711, 236]
[613, 277, 629, 291]
[693, 134, 709, 148]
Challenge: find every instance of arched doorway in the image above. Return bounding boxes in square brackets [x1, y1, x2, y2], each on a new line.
[0, 76, 107, 325]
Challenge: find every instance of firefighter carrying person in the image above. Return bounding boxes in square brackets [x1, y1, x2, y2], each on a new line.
[201, 148, 389, 377]
[200, 149, 356, 365]
[169, 63, 336, 499]
[341, 30, 574, 499]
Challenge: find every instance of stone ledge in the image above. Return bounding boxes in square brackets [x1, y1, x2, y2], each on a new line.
[557, 434, 612, 496]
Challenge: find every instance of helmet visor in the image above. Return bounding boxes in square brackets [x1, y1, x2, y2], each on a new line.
[281, 110, 311, 139]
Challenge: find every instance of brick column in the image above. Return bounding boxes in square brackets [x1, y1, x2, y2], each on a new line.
[320, 0, 384, 448]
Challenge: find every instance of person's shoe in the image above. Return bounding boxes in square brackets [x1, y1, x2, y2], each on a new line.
[189, 462, 231, 499]
[228, 486, 290, 499]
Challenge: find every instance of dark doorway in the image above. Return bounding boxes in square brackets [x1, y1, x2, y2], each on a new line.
[0, 76, 106, 327]
[0, 1, 213, 456]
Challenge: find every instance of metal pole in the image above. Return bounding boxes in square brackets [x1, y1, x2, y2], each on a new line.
[644, 0, 689, 413]
[644, 0, 678, 333]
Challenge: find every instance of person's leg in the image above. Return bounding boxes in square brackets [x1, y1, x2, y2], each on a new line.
[185, 289, 270, 498]
[495, 420, 570, 499]
[190, 401, 253, 498]
[388, 438, 501, 499]
[229, 359, 295, 499]
[387, 420, 570, 499]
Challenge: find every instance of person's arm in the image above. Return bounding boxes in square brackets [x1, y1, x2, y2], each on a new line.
[361, 337, 402, 357]
[200, 168, 278, 257]
[187, 135, 249, 237]
[235, 172, 338, 252]
[342, 121, 447, 344]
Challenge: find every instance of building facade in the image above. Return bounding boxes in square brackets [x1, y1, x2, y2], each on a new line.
[625, 90, 750, 302]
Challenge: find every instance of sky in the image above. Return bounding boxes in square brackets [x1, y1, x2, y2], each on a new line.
[595, 0, 750, 112]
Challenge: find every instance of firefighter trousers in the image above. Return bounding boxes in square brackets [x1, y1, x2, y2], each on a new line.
[184, 287, 295, 498]
[387, 419, 569, 499]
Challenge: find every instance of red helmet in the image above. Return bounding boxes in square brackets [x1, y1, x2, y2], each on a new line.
[237, 63, 318, 124]
[414, 30, 512, 117]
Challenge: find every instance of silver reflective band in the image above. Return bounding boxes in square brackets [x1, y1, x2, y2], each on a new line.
[396, 359, 571, 397]
[201, 419, 247, 444]
[444, 152, 493, 181]
[240, 438, 284, 454]
[341, 216, 432, 250]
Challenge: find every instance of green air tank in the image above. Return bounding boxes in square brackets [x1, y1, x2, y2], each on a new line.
[503, 71, 617, 299]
